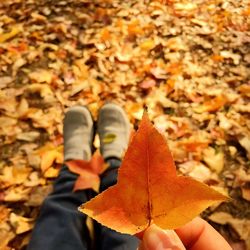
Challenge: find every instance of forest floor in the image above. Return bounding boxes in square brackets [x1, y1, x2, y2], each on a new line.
[0, 0, 250, 249]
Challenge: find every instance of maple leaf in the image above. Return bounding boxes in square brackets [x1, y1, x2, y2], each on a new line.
[79, 113, 228, 235]
[66, 151, 107, 193]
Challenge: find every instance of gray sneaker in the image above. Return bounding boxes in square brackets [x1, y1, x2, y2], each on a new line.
[97, 103, 130, 160]
[63, 106, 94, 161]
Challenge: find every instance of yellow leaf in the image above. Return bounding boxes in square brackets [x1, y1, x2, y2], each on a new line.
[40, 147, 63, 173]
[9, 213, 34, 235]
[140, 39, 155, 51]
[203, 147, 225, 173]
[0, 25, 22, 43]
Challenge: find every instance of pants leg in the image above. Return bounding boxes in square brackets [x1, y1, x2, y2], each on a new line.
[95, 159, 139, 250]
[27, 165, 91, 250]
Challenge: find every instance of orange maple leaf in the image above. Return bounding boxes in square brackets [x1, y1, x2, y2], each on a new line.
[66, 151, 107, 193]
[79, 113, 228, 235]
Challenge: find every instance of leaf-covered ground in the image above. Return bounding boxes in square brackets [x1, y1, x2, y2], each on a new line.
[0, 0, 249, 249]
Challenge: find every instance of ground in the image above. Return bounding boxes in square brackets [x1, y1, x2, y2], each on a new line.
[0, 0, 250, 249]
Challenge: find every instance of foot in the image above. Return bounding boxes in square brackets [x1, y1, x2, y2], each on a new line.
[63, 106, 94, 161]
[97, 103, 130, 160]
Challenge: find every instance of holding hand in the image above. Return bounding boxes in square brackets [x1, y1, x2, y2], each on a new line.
[138, 217, 232, 250]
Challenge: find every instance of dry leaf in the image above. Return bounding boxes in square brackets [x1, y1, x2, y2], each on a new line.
[40, 145, 63, 174]
[139, 79, 156, 89]
[9, 213, 34, 235]
[238, 136, 250, 159]
[66, 151, 106, 192]
[0, 76, 13, 89]
[203, 147, 224, 173]
[209, 212, 250, 248]
[194, 95, 227, 113]
[0, 222, 15, 249]
[28, 69, 54, 84]
[16, 131, 40, 142]
[0, 166, 32, 188]
[140, 39, 155, 51]
[0, 25, 22, 43]
[25, 185, 52, 207]
[4, 186, 31, 202]
[241, 187, 250, 202]
[80, 113, 228, 234]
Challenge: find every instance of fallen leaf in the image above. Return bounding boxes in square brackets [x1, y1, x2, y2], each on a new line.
[4, 186, 31, 202]
[139, 78, 156, 89]
[66, 151, 106, 192]
[178, 140, 209, 152]
[9, 213, 34, 235]
[241, 187, 250, 202]
[43, 167, 59, 178]
[194, 95, 227, 113]
[26, 84, 55, 102]
[127, 20, 144, 35]
[238, 135, 250, 159]
[40, 145, 63, 174]
[0, 206, 10, 221]
[150, 67, 167, 79]
[234, 169, 250, 186]
[25, 185, 52, 207]
[0, 222, 15, 249]
[209, 212, 250, 248]
[203, 147, 224, 173]
[140, 39, 155, 51]
[80, 113, 228, 235]
[0, 76, 13, 89]
[16, 131, 40, 142]
[74, 173, 100, 193]
[220, 51, 241, 65]
[178, 161, 215, 183]
[0, 25, 22, 43]
[0, 166, 32, 188]
[28, 69, 54, 84]
[17, 98, 29, 118]
[12, 57, 26, 76]
[237, 84, 250, 97]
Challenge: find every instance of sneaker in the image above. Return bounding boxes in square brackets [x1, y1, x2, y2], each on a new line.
[97, 103, 130, 160]
[63, 106, 94, 161]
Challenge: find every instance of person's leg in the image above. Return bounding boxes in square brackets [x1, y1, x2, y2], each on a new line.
[27, 106, 94, 250]
[95, 104, 139, 250]
[27, 165, 91, 250]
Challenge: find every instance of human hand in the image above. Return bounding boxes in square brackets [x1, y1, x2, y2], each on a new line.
[138, 217, 232, 250]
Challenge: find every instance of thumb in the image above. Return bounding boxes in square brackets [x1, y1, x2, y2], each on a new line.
[138, 224, 186, 250]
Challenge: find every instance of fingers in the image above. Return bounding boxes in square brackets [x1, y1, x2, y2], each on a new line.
[138, 224, 186, 250]
[175, 217, 232, 250]
[137, 218, 232, 250]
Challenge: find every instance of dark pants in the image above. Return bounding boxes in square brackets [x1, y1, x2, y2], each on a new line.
[27, 159, 139, 250]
